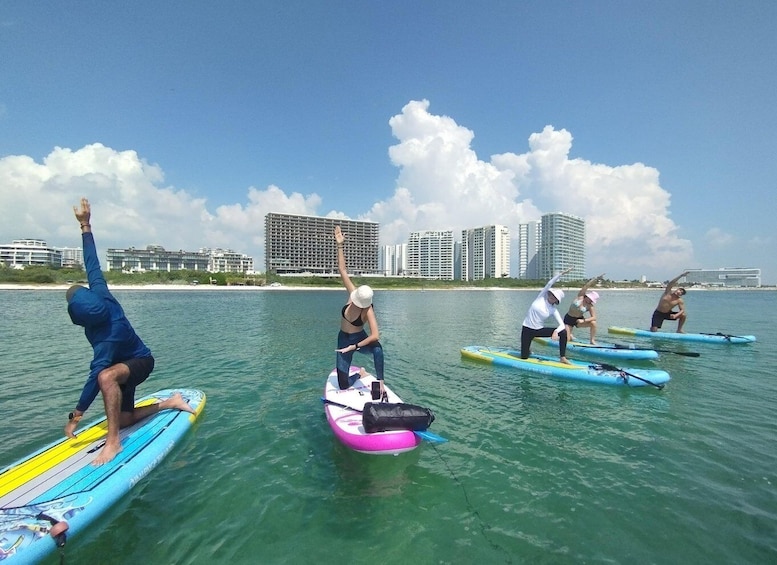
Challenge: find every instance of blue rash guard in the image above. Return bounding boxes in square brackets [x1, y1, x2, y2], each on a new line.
[67, 232, 152, 412]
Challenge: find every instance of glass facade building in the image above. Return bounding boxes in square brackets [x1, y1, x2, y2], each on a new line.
[685, 268, 761, 288]
[0, 239, 62, 267]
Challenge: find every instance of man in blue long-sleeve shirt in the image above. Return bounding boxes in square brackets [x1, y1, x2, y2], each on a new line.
[65, 198, 193, 466]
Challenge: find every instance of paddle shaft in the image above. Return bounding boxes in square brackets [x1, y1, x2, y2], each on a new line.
[610, 343, 700, 357]
[594, 364, 665, 390]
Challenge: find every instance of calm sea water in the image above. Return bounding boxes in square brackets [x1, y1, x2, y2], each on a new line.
[1, 288, 776, 564]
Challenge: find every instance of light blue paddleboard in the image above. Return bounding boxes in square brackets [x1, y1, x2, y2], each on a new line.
[608, 326, 756, 344]
[461, 346, 670, 388]
[0, 389, 205, 564]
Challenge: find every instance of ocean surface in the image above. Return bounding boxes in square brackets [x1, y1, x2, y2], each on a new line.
[1, 287, 775, 564]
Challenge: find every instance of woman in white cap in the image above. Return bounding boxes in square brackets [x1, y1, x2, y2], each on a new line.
[333, 226, 385, 391]
[564, 273, 605, 344]
[520, 267, 574, 364]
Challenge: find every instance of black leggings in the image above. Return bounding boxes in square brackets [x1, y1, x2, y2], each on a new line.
[521, 326, 568, 358]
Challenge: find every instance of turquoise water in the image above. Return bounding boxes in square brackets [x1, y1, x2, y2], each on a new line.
[1, 288, 776, 564]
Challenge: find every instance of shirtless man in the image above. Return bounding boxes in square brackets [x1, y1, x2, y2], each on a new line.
[650, 271, 690, 333]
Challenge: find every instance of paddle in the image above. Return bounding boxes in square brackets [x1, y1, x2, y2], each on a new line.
[590, 363, 665, 390]
[701, 332, 749, 341]
[608, 343, 700, 357]
[320, 397, 448, 443]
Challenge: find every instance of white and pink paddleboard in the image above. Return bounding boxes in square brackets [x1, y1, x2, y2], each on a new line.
[322, 367, 421, 455]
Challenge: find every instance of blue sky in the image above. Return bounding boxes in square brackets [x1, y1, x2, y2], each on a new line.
[2, 1, 775, 283]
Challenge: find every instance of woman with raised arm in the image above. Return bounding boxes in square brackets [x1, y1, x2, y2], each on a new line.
[333, 225, 385, 393]
[565, 273, 605, 344]
[520, 267, 574, 364]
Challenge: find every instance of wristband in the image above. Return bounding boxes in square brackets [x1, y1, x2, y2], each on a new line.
[353, 343, 360, 350]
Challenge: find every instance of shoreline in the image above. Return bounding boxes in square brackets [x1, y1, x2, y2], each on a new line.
[1, 283, 773, 292]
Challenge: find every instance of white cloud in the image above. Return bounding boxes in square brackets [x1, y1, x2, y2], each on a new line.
[0, 144, 320, 264]
[366, 100, 692, 277]
[1, 101, 694, 279]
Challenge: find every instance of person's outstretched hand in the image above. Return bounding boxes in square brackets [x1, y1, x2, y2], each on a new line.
[334, 225, 345, 245]
[74, 197, 91, 225]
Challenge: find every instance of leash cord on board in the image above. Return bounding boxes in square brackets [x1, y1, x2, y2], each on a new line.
[428, 443, 513, 564]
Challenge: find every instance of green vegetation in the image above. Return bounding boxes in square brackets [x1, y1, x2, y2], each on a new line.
[0, 265, 265, 287]
[0, 264, 653, 289]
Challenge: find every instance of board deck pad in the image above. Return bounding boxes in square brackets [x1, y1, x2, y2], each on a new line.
[0, 388, 205, 564]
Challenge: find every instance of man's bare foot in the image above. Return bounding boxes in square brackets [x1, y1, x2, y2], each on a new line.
[165, 393, 195, 414]
[93, 441, 122, 466]
[590, 340, 597, 345]
[358, 367, 367, 378]
[560, 356, 572, 365]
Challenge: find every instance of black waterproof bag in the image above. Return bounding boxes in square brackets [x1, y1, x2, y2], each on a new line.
[362, 402, 435, 433]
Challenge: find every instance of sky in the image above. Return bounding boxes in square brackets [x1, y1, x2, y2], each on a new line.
[1, 1, 775, 284]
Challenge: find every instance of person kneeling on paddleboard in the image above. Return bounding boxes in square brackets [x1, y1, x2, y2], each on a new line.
[564, 273, 604, 344]
[64, 198, 194, 466]
[650, 270, 689, 333]
[521, 267, 573, 364]
[333, 225, 385, 394]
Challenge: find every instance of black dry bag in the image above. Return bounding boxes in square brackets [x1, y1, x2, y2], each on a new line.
[362, 402, 435, 433]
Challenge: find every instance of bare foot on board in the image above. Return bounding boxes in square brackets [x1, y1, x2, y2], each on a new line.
[93, 441, 123, 466]
[165, 392, 195, 414]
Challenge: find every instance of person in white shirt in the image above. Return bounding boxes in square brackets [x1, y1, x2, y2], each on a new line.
[521, 267, 573, 364]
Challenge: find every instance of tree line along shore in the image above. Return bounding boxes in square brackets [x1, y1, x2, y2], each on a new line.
[2, 265, 773, 290]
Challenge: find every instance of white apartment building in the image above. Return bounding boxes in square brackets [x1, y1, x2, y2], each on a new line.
[379, 243, 408, 276]
[460, 225, 510, 281]
[516, 222, 540, 280]
[407, 230, 455, 280]
[59, 246, 84, 268]
[0, 239, 62, 267]
[202, 248, 255, 274]
[517, 213, 585, 281]
[538, 212, 585, 281]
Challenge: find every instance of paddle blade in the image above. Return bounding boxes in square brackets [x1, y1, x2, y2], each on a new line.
[414, 429, 448, 443]
[671, 350, 700, 357]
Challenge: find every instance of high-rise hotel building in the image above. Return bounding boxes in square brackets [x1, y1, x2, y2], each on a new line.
[264, 213, 379, 275]
[460, 225, 511, 281]
[517, 213, 585, 281]
[407, 230, 455, 280]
